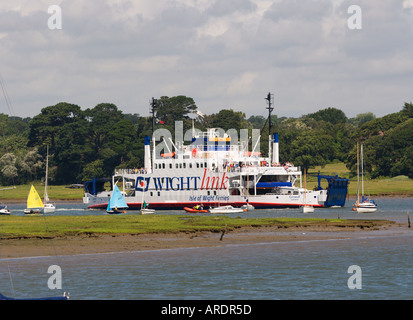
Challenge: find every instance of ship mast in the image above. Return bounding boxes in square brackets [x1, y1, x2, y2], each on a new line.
[265, 92, 274, 163]
[150, 97, 157, 135]
[265, 92, 274, 136]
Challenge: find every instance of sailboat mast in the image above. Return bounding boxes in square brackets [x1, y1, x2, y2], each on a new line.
[356, 141, 360, 206]
[361, 143, 364, 198]
[304, 170, 307, 204]
[44, 145, 49, 204]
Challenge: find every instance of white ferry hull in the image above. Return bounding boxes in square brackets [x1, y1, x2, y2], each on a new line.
[84, 187, 328, 210]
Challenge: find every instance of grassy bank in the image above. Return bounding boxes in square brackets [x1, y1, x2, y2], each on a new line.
[0, 215, 393, 239]
[0, 184, 84, 201]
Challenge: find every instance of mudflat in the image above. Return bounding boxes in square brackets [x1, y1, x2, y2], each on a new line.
[1, 220, 407, 259]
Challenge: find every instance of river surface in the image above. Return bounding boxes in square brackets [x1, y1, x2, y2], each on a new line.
[1, 197, 412, 300]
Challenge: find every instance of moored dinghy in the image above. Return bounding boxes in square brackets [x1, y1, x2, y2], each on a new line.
[0, 205, 11, 215]
[141, 201, 155, 214]
[208, 205, 246, 214]
[353, 143, 377, 213]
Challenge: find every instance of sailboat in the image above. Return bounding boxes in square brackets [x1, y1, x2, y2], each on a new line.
[24, 185, 44, 214]
[106, 184, 128, 214]
[301, 170, 314, 213]
[0, 186, 15, 215]
[0, 205, 11, 215]
[241, 147, 254, 211]
[139, 180, 155, 214]
[354, 142, 377, 213]
[141, 200, 155, 214]
[43, 145, 56, 213]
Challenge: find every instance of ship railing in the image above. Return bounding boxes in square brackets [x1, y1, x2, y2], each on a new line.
[115, 168, 147, 175]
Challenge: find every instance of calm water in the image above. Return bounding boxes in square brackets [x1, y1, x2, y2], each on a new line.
[1, 197, 412, 300]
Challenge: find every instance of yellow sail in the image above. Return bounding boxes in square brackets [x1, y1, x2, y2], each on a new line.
[27, 185, 44, 208]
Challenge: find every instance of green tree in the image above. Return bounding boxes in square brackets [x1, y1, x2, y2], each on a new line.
[28, 102, 88, 184]
[289, 132, 336, 172]
[0, 153, 18, 185]
[84, 103, 124, 157]
[19, 148, 43, 181]
[207, 109, 248, 131]
[155, 96, 197, 125]
[81, 159, 105, 182]
[372, 118, 413, 178]
[306, 107, 348, 125]
[349, 112, 376, 127]
[402, 102, 413, 118]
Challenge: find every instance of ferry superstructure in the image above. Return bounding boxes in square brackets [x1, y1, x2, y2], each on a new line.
[83, 128, 349, 210]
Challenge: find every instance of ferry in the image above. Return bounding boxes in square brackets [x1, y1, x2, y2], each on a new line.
[83, 125, 349, 211]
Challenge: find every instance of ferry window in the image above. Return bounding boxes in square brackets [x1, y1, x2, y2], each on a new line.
[169, 163, 172, 169]
[150, 192, 153, 196]
[204, 162, 207, 168]
[154, 163, 157, 169]
[200, 163, 203, 168]
[179, 163, 182, 169]
[176, 163, 179, 169]
[157, 192, 160, 196]
[214, 191, 216, 195]
[196, 163, 199, 168]
[162, 163, 165, 169]
[189, 163, 192, 168]
[183, 163, 186, 168]
[207, 191, 210, 195]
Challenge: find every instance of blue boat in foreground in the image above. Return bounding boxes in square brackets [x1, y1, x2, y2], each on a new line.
[106, 184, 128, 214]
[0, 292, 68, 300]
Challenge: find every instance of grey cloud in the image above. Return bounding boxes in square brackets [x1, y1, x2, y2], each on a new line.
[1, 0, 413, 119]
[207, 0, 257, 17]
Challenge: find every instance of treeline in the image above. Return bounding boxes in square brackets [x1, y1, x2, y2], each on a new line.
[0, 96, 412, 185]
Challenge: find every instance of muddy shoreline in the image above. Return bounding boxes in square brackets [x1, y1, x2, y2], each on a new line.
[1, 221, 409, 259]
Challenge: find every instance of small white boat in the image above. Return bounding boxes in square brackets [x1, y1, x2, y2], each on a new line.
[301, 171, 314, 213]
[24, 208, 42, 214]
[208, 205, 246, 214]
[0, 205, 11, 215]
[354, 143, 378, 213]
[356, 200, 377, 213]
[44, 203, 56, 213]
[301, 205, 314, 213]
[241, 203, 255, 211]
[141, 208, 155, 214]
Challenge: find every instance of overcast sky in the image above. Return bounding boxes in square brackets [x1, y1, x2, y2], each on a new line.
[1, 0, 413, 120]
